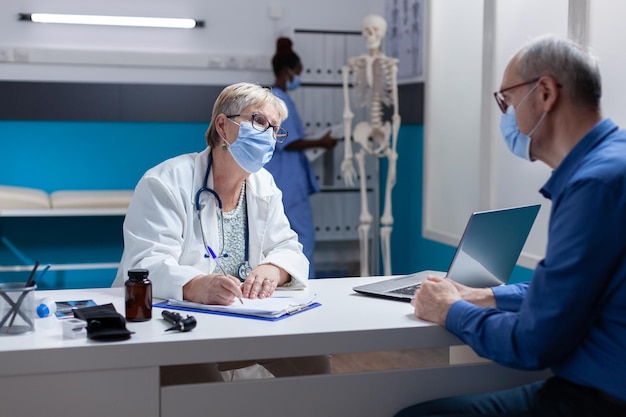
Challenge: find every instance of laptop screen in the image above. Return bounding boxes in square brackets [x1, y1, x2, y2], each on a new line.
[445, 204, 541, 287]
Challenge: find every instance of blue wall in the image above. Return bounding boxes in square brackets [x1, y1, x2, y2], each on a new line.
[0, 121, 533, 288]
[387, 125, 533, 284]
[1, 121, 206, 191]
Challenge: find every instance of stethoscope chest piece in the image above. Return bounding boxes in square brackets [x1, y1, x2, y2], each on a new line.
[238, 262, 252, 281]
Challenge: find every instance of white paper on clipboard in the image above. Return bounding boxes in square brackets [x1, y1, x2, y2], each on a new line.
[304, 123, 343, 162]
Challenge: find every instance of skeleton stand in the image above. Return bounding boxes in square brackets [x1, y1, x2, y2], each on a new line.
[342, 51, 400, 277]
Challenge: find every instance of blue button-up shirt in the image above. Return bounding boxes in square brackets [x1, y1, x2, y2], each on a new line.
[446, 119, 626, 402]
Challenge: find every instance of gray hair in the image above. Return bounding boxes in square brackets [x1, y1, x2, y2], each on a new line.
[205, 82, 288, 147]
[515, 34, 602, 110]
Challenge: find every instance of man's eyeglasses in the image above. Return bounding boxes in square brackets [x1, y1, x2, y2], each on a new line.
[226, 113, 288, 143]
[493, 78, 539, 114]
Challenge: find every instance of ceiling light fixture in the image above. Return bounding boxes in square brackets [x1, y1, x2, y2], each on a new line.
[18, 13, 204, 29]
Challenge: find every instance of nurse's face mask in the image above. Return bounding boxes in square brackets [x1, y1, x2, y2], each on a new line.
[286, 69, 302, 91]
[223, 113, 286, 173]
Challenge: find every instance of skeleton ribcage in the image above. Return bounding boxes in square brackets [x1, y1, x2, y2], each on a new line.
[350, 57, 395, 129]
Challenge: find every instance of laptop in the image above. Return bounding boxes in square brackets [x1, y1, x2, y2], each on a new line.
[353, 204, 541, 301]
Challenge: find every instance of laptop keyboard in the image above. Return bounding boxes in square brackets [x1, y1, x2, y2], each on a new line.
[389, 283, 421, 296]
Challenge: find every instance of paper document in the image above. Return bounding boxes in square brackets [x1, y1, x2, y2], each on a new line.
[304, 124, 343, 162]
[163, 295, 318, 319]
[305, 123, 343, 140]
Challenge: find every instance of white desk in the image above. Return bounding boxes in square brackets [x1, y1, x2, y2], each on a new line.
[0, 277, 548, 417]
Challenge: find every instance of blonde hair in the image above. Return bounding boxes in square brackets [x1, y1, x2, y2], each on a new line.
[205, 82, 288, 147]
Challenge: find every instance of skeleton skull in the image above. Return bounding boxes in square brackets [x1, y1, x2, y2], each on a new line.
[362, 14, 387, 51]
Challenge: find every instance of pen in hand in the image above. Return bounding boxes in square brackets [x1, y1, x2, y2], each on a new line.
[206, 245, 244, 305]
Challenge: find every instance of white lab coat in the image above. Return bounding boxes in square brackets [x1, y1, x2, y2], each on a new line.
[113, 147, 308, 300]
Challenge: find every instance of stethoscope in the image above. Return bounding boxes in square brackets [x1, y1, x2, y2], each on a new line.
[194, 152, 251, 281]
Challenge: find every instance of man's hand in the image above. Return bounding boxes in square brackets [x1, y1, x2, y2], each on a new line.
[448, 280, 496, 308]
[411, 276, 462, 325]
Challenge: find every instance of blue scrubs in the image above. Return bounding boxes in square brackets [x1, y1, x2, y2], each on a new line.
[266, 87, 319, 278]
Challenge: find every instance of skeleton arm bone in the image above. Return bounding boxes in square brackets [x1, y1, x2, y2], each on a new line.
[389, 59, 401, 155]
[388, 59, 401, 190]
[380, 58, 400, 276]
[341, 63, 357, 187]
[380, 58, 400, 226]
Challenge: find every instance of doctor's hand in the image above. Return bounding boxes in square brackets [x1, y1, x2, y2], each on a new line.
[183, 274, 244, 306]
[242, 264, 285, 299]
[411, 276, 461, 325]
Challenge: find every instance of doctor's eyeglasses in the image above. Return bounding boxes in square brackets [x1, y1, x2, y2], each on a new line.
[226, 113, 288, 143]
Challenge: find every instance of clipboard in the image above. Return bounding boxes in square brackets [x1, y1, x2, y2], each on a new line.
[153, 297, 321, 322]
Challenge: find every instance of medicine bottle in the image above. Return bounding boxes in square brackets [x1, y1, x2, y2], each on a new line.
[125, 268, 152, 322]
[36, 297, 57, 318]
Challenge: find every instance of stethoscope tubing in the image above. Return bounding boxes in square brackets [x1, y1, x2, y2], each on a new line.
[195, 151, 250, 280]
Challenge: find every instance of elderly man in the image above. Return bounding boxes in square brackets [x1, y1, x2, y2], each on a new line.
[395, 35, 626, 416]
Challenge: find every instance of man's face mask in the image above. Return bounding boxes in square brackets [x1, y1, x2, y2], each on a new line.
[224, 122, 275, 173]
[500, 107, 532, 160]
[499, 83, 546, 161]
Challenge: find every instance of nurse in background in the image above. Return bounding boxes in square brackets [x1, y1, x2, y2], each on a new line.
[265, 37, 338, 278]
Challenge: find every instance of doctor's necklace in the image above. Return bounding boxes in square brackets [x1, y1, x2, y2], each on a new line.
[196, 151, 251, 281]
[216, 182, 251, 281]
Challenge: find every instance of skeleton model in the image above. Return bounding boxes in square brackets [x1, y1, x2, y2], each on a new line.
[342, 14, 400, 277]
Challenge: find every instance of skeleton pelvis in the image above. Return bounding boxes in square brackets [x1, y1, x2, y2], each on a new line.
[353, 121, 391, 153]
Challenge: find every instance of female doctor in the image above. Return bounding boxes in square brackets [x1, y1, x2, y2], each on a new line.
[115, 82, 308, 303]
[114, 82, 330, 382]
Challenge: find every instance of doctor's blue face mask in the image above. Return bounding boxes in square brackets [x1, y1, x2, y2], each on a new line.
[223, 121, 275, 173]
